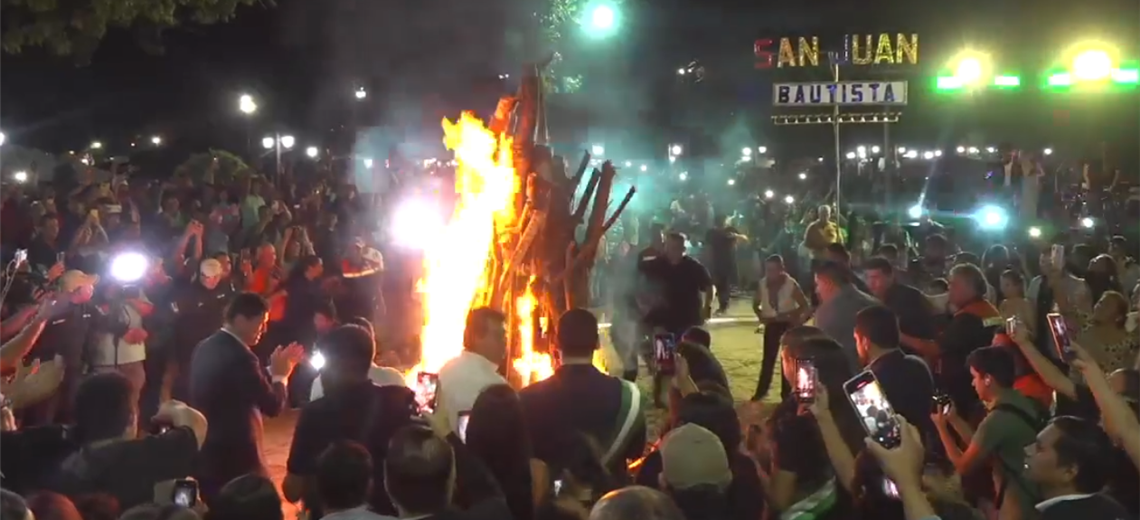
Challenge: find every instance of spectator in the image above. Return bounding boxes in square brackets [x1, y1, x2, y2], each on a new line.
[825, 243, 872, 294]
[853, 305, 938, 449]
[24, 491, 82, 520]
[931, 347, 1042, 520]
[658, 423, 734, 520]
[206, 474, 283, 520]
[314, 441, 393, 520]
[679, 326, 712, 350]
[466, 384, 546, 520]
[551, 432, 620, 509]
[588, 486, 685, 520]
[309, 323, 406, 401]
[439, 307, 509, 432]
[384, 422, 510, 520]
[1, 489, 33, 520]
[284, 325, 416, 517]
[520, 309, 646, 473]
[813, 260, 878, 370]
[71, 493, 120, 520]
[118, 503, 201, 520]
[864, 256, 937, 345]
[1023, 416, 1133, 519]
[23, 269, 98, 426]
[998, 269, 1035, 340]
[51, 372, 206, 510]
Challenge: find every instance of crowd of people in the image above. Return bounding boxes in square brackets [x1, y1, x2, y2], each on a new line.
[0, 150, 1139, 520]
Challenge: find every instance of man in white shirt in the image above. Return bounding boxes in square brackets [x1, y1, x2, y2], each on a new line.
[91, 286, 154, 400]
[438, 307, 508, 432]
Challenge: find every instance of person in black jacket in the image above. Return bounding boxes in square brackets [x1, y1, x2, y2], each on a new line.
[188, 292, 303, 504]
[1024, 415, 1134, 520]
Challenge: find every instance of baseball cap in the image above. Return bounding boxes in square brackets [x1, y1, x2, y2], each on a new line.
[199, 259, 223, 278]
[59, 270, 100, 293]
[660, 423, 732, 491]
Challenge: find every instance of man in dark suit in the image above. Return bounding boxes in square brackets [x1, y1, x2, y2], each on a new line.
[519, 309, 647, 473]
[189, 292, 304, 503]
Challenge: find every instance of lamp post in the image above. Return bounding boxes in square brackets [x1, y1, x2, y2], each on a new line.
[261, 133, 295, 181]
[239, 94, 258, 158]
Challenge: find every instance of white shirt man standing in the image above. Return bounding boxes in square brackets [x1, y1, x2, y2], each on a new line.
[438, 307, 509, 433]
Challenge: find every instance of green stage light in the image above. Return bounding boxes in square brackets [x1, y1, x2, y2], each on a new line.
[936, 76, 963, 91]
[993, 75, 1020, 88]
[1112, 68, 1139, 84]
[1048, 73, 1073, 87]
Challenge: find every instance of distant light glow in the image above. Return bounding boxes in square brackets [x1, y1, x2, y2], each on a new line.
[758, 146, 768, 154]
[363, 158, 374, 168]
[1080, 217, 1095, 229]
[280, 135, 295, 149]
[591, 144, 605, 156]
[1072, 50, 1113, 81]
[1028, 226, 1043, 238]
[261, 137, 275, 149]
[639, 164, 648, 172]
[110, 252, 149, 283]
[678, 172, 688, 181]
[923, 151, 935, 160]
[13, 171, 28, 183]
[907, 204, 923, 219]
[784, 195, 795, 204]
[305, 146, 319, 158]
[727, 178, 736, 186]
[742, 147, 752, 156]
[845, 151, 856, 160]
[764, 189, 775, 199]
[670, 144, 683, 156]
[974, 205, 1009, 231]
[798, 172, 807, 180]
[310, 351, 326, 369]
[1043, 148, 1053, 156]
[150, 136, 162, 145]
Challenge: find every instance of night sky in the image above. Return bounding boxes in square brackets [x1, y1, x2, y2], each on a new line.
[1, 0, 1137, 166]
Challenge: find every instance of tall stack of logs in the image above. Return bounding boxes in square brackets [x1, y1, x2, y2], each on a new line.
[479, 57, 636, 385]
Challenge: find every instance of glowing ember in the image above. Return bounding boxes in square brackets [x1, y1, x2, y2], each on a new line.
[411, 112, 553, 385]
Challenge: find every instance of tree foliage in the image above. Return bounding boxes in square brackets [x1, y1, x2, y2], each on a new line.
[1, 0, 265, 61]
[174, 149, 252, 185]
[538, 0, 622, 94]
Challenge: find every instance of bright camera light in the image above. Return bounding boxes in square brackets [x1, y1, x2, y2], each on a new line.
[392, 198, 445, 250]
[1043, 148, 1053, 156]
[355, 88, 367, 100]
[742, 147, 752, 156]
[110, 252, 149, 283]
[670, 144, 683, 156]
[261, 137, 275, 149]
[1080, 217, 1095, 229]
[678, 172, 688, 181]
[1028, 226, 1043, 238]
[305, 146, 319, 158]
[280, 135, 295, 149]
[1073, 49, 1113, 81]
[784, 195, 795, 204]
[764, 189, 775, 199]
[974, 205, 1009, 231]
[311, 351, 326, 369]
[798, 172, 807, 180]
[14, 171, 28, 183]
[907, 205, 923, 219]
[239, 94, 258, 114]
[591, 144, 605, 156]
[639, 164, 648, 172]
[150, 136, 162, 145]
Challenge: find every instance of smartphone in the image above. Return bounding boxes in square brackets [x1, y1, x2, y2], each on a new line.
[56, 251, 66, 264]
[933, 391, 952, 415]
[553, 479, 564, 495]
[457, 411, 471, 441]
[1047, 313, 1074, 361]
[881, 477, 900, 499]
[416, 372, 440, 413]
[1050, 244, 1065, 270]
[653, 332, 677, 375]
[1005, 316, 1019, 336]
[172, 479, 198, 507]
[843, 371, 902, 449]
[794, 358, 817, 403]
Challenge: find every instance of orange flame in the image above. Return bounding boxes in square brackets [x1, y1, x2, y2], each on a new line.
[411, 112, 552, 385]
[512, 284, 553, 385]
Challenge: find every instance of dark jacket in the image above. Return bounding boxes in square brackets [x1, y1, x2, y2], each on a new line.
[188, 329, 286, 501]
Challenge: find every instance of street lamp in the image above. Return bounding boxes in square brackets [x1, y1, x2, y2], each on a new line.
[937, 50, 992, 91]
[758, 146, 768, 154]
[670, 144, 683, 156]
[586, 3, 617, 36]
[871, 145, 881, 154]
[239, 94, 258, 114]
[280, 135, 295, 149]
[262, 137, 275, 150]
[150, 136, 162, 146]
[784, 195, 795, 204]
[363, 158, 374, 169]
[764, 189, 775, 199]
[306, 146, 319, 158]
[13, 171, 28, 183]
[591, 144, 605, 156]
[678, 172, 688, 181]
[639, 164, 648, 172]
[91, 141, 103, 150]
[798, 172, 808, 180]
[741, 147, 752, 156]
[1043, 148, 1053, 156]
[845, 151, 856, 160]
[355, 88, 367, 100]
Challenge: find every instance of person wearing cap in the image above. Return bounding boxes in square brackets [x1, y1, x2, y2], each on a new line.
[22, 269, 99, 426]
[658, 423, 734, 520]
[164, 258, 236, 402]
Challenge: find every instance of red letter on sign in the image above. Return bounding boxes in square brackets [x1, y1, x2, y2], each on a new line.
[754, 39, 774, 69]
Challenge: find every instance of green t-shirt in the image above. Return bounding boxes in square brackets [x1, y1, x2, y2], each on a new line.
[976, 388, 1043, 519]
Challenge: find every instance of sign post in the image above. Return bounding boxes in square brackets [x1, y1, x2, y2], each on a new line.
[771, 73, 906, 211]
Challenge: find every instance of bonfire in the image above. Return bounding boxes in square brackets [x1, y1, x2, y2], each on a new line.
[411, 58, 636, 387]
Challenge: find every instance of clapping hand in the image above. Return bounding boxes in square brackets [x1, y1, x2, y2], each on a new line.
[864, 416, 925, 483]
[269, 343, 305, 378]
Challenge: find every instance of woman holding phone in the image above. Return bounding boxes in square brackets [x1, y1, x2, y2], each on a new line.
[1046, 255, 1136, 375]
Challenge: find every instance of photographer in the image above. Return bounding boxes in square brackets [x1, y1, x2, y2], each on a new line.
[90, 281, 154, 402]
[51, 372, 206, 510]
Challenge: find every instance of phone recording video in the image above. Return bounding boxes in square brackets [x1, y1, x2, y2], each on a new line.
[933, 391, 952, 416]
[172, 479, 198, 507]
[553, 479, 564, 495]
[843, 371, 902, 449]
[794, 358, 817, 403]
[1047, 313, 1074, 361]
[881, 477, 900, 499]
[415, 372, 440, 413]
[457, 411, 471, 441]
[1005, 316, 1019, 336]
[653, 333, 677, 375]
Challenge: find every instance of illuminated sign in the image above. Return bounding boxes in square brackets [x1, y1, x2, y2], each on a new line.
[755, 34, 919, 68]
[773, 81, 908, 107]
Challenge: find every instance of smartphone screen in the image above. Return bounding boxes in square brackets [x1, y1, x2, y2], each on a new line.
[933, 391, 952, 415]
[654, 333, 676, 375]
[1047, 313, 1074, 361]
[416, 372, 439, 413]
[1005, 316, 1018, 336]
[457, 411, 471, 441]
[882, 477, 900, 499]
[1050, 244, 1065, 270]
[172, 479, 198, 507]
[843, 371, 902, 449]
[553, 479, 564, 495]
[794, 359, 817, 403]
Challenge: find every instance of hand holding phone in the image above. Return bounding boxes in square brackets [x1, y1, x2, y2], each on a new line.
[416, 372, 440, 413]
[1047, 313, 1075, 361]
[1050, 244, 1065, 271]
[843, 371, 902, 449]
[794, 358, 817, 404]
[172, 479, 198, 507]
[653, 333, 677, 375]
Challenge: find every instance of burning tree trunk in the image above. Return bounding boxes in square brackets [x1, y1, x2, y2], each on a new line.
[487, 56, 636, 385]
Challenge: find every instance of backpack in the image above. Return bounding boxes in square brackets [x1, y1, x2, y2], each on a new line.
[990, 403, 1046, 509]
